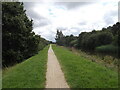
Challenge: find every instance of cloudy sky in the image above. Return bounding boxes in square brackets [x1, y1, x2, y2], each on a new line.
[23, 0, 119, 42]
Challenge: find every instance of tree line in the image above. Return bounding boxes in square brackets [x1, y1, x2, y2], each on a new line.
[2, 2, 49, 67]
[55, 22, 120, 58]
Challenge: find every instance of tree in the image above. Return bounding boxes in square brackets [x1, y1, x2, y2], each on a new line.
[55, 30, 65, 46]
[77, 31, 113, 51]
[2, 2, 29, 66]
[2, 2, 49, 67]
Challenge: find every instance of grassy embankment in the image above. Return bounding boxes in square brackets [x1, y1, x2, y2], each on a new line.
[68, 47, 118, 71]
[2, 45, 49, 88]
[52, 44, 118, 88]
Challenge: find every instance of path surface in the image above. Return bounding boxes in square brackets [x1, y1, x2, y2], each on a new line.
[46, 45, 69, 88]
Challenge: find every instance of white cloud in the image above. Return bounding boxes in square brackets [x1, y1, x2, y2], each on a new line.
[24, 0, 118, 41]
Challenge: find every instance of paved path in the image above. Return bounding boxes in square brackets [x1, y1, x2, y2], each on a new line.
[46, 45, 69, 88]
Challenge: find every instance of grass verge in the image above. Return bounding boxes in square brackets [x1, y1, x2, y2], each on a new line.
[2, 45, 49, 88]
[67, 47, 118, 71]
[52, 45, 118, 88]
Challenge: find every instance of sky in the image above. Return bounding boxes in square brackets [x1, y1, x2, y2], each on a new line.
[23, 0, 119, 42]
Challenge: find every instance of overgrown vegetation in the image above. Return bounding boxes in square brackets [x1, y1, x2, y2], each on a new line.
[52, 45, 118, 88]
[95, 44, 118, 57]
[2, 2, 49, 67]
[2, 46, 49, 88]
[55, 22, 120, 59]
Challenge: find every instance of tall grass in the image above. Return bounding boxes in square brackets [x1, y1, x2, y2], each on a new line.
[95, 44, 118, 55]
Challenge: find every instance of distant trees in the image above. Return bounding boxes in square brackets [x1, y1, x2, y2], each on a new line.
[78, 31, 113, 51]
[55, 22, 120, 58]
[2, 2, 49, 67]
[55, 30, 65, 46]
[55, 30, 78, 47]
[64, 35, 77, 47]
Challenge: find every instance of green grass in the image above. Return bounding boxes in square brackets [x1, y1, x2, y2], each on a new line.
[2, 45, 49, 88]
[52, 45, 118, 88]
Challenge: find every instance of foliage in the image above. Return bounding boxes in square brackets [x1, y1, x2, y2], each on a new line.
[52, 45, 118, 88]
[64, 35, 77, 47]
[2, 46, 49, 88]
[55, 30, 65, 46]
[106, 22, 120, 47]
[2, 2, 49, 67]
[55, 22, 120, 57]
[95, 44, 118, 57]
[79, 31, 113, 51]
[69, 39, 78, 48]
[55, 30, 78, 47]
